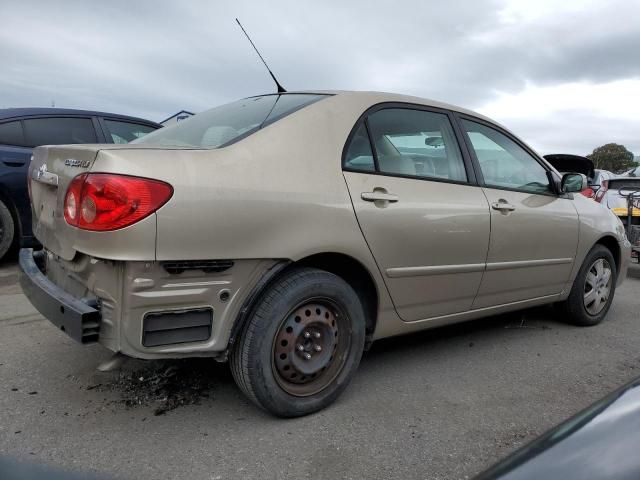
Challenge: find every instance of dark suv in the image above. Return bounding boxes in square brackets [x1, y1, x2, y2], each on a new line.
[0, 108, 161, 260]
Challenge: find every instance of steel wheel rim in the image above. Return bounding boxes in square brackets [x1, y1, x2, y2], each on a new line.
[583, 258, 612, 316]
[272, 298, 352, 397]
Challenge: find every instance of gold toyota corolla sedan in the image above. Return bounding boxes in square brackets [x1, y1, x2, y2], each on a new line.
[19, 91, 630, 416]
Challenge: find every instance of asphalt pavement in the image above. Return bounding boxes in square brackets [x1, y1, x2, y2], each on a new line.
[1, 256, 639, 480]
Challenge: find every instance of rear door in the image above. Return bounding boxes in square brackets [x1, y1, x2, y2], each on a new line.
[458, 117, 580, 308]
[0, 120, 31, 167]
[343, 105, 491, 321]
[0, 120, 33, 231]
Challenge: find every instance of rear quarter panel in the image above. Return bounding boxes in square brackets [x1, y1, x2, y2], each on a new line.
[92, 95, 379, 263]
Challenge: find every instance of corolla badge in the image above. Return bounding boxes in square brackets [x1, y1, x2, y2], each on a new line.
[64, 158, 91, 168]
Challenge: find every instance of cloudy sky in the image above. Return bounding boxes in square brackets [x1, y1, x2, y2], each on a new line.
[1, 0, 639, 156]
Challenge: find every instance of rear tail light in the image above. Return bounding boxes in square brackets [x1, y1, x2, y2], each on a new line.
[595, 180, 608, 203]
[64, 173, 173, 231]
[580, 187, 595, 198]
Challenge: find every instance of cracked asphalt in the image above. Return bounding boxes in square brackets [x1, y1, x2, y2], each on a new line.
[1, 256, 639, 480]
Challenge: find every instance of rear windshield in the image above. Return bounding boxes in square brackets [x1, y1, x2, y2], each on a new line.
[134, 94, 328, 149]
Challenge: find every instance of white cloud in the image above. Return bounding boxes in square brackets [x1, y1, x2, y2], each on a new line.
[477, 79, 640, 154]
[479, 79, 640, 121]
[1, 0, 640, 154]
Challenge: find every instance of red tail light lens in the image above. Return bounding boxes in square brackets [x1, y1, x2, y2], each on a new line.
[580, 187, 595, 198]
[64, 173, 173, 231]
[594, 180, 608, 203]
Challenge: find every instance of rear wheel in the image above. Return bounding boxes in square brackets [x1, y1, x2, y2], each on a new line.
[0, 200, 15, 261]
[230, 267, 366, 417]
[558, 245, 617, 326]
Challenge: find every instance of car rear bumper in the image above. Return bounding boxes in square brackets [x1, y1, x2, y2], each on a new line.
[18, 248, 101, 344]
[18, 247, 280, 359]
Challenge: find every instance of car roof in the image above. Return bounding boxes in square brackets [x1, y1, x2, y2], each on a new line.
[0, 107, 161, 126]
[258, 90, 500, 125]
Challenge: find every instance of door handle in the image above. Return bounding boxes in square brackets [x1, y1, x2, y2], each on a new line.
[361, 191, 399, 203]
[491, 200, 516, 212]
[1, 157, 25, 167]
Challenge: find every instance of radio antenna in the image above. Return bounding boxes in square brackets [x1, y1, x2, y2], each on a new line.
[235, 18, 286, 93]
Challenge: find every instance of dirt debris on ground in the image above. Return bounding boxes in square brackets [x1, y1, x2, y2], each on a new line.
[95, 358, 224, 416]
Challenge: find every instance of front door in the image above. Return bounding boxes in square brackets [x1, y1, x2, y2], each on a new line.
[459, 118, 580, 308]
[343, 106, 491, 321]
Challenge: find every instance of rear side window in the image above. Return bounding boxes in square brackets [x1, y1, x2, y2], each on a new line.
[349, 108, 467, 182]
[344, 124, 375, 172]
[23, 117, 97, 147]
[103, 120, 157, 144]
[134, 94, 328, 149]
[0, 121, 25, 146]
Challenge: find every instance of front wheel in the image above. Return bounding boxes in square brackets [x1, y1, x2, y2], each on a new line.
[230, 267, 366, 417]
[557, 245, 617, 326]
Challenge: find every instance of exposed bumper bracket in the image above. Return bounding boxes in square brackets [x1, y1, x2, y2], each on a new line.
[19, 248, 101, 344]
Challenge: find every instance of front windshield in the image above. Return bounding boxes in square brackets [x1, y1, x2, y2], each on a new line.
[134, 94, 327, 149]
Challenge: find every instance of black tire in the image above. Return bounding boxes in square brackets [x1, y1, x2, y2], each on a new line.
[557, 245, 617, 326]
[230, 267, 366, 417]
[0, 199, 15, 262]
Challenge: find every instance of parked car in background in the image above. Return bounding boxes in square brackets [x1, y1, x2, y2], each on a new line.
[19, 91, 630, 417]
[0, 108, 161, 260]
[594, 176, 640, 260]
[544, 154, 614, 199]
[475, 376, 640, 479]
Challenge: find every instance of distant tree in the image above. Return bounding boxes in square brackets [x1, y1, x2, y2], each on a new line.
[587, 143, 635, 173]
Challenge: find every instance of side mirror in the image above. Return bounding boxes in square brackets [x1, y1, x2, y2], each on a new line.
[561, 173, 588, 193]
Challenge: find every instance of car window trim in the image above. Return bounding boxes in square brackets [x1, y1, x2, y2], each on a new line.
[92, 117, 108, 143]
[363, 118, 379, 171]
[341, 102, 478, 186]
[453, 112, 562, 197]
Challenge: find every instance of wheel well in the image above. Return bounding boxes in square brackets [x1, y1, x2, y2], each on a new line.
[596, 236, 620, 272]
[293, 253, 379, 336]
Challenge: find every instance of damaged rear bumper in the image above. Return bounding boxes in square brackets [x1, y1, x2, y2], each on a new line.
[19, 248, 101, 343]
[18, 247, 280, 359]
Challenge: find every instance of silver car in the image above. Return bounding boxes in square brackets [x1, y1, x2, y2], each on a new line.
[19, 91, 630, 416]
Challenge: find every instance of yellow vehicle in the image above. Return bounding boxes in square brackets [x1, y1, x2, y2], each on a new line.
[595, 177, 640, 260]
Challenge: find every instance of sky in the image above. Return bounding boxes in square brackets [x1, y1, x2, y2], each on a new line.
[1, 0, 639, 156]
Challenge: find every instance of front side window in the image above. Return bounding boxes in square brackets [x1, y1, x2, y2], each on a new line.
[134, 94, 327, 149]
[462, 120, 551, 194]
[103, 120, 157, 144]
[23, 117, 97, 147]
[0, 120, 25, 146]
[365, 108, 467, 181]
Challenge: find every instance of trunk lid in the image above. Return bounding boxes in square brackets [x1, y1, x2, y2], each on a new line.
[543, 154, 595, 180]
[29, 145, 102, 260]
